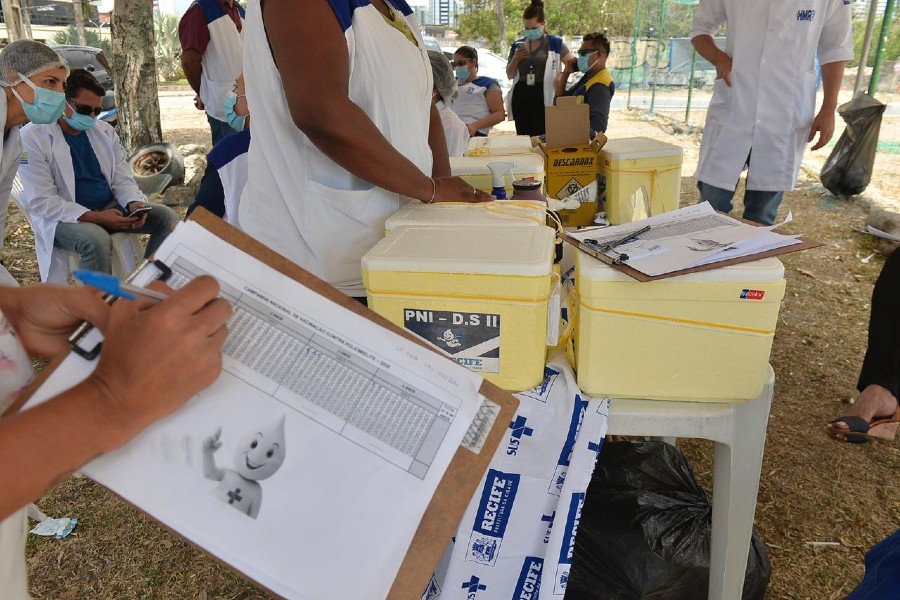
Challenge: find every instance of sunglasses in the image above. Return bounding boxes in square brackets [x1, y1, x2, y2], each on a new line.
[452, 60, 471, 67]
[578, 49, 599, 56]
[68, 101, 103, 117]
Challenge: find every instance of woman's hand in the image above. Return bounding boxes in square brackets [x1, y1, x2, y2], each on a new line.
[432, 177, 493, 203]
[0, 285, 111, 358]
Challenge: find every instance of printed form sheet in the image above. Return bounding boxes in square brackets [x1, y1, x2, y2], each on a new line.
[24, 222, 488, 600]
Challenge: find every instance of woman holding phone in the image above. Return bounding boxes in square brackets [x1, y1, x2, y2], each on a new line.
[505, 0, 572, 136]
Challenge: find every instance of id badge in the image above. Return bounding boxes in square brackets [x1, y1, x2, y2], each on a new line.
[526, 72, 536, 86]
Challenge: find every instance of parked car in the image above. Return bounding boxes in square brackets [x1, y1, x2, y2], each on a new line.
[51, 45, 116, 112]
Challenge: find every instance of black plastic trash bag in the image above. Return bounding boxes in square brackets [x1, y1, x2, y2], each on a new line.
[821, 93, 886, 196]
[565, 441, 770, 600]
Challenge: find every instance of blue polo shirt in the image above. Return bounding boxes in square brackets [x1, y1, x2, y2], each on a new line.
[62, 130, 114, 211]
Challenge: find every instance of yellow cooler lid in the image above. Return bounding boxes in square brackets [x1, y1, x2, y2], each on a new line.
[363, 225, 555, 276]
[466, 135, 534, 156]
[385, 201, 546, 232]
[577, 253, 785, 283]
[600, 136, 684, 160]
[450, 154, 545, 176]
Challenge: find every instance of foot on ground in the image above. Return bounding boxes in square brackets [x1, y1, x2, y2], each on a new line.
[827, 384, 900, 443]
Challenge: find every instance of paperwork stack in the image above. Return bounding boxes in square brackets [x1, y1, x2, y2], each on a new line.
[384, 201, 547, 235]
[450, 154, 545, 197]
[599, 137, 683, 225]
[363, 225, 556, 392]
[575, 254, 786, 402]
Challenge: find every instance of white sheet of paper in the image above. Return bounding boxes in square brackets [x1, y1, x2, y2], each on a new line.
[24, 221, 488, 600]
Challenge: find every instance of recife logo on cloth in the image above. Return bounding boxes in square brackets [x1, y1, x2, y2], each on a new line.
[513, 556, 543, 600]
[553, 493, 585, 596]
[549, 395, 588, 495]
[797, 9, 815, 21]
[466, 469, 520, 566]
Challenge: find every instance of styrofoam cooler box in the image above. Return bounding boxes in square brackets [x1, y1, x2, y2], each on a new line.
[450, 154, 545, 197]
[575, 254, 786, 402]
[384, 201, 547, 235]
[599, 137, 683, 225]
[363, 225, 556, 392]
[466, 135, 535, 156]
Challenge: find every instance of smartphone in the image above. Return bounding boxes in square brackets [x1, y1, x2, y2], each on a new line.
[517, 41, 527, 51]
[128, 205, 152, 218]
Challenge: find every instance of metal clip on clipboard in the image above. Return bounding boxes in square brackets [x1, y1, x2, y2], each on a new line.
[68, 259, 173, 360]
[577, 224, 652, 266]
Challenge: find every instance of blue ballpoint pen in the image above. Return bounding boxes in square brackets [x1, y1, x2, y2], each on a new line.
[73, 269, 169, 303]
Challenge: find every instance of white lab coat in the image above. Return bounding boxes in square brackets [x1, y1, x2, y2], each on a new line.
[692, 0, 852, 192]
[0, 93, 23, 286]
[18, 120, 144, 283]
[239, 0, 433, 297]
[437, 100, 469, 157]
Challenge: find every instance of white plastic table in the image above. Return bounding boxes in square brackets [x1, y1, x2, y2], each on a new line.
[605, 366, 775, 600]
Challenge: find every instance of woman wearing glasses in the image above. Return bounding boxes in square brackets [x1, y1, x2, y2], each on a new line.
[505, 0, 572, 136]
[450, 46, 505, 137]
[18, 68, 178, 283]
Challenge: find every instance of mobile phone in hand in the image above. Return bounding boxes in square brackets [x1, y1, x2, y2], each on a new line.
[128, 205, 152, 218]
[517, 41, 527, 51]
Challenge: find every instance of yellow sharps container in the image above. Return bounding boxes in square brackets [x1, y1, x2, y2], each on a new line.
[363, 225, 556, 392]
[599, 137, 683, 224]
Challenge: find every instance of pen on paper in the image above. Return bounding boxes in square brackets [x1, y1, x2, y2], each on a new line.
[73, 270, 169, 303]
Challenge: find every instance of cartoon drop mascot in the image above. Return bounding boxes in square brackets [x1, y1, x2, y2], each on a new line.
[202, 416, 286, 519]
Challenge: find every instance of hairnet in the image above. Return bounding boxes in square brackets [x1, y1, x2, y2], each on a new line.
[428, 50, 458, 103]
[0, 40, 68, 87]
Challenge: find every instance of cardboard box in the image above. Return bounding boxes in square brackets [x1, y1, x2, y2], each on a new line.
[542, 97, 607, 227]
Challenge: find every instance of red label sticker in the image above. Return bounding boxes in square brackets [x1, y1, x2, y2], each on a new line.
[740, 289, 765, 300]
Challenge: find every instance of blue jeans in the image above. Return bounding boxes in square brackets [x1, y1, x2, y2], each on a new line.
[55, 201, 179, 274]
[697, 181, 784, 226]
[208, 114, 238, 146]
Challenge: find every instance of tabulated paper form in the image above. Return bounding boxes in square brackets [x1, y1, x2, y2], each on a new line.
[569, 203, 801, 276]
[24, 221, 487, 600]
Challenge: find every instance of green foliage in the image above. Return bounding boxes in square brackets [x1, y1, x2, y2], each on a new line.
[52, 25, 110, 52]
[852, 10, 900, 67]
[154, 12, 183, 82]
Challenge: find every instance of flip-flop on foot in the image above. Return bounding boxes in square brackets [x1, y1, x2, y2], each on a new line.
[830, 409, 900, 443]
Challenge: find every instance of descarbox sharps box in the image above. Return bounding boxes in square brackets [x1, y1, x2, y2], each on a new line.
[574, 254, 787, 402]
[362, 225, 556, 392]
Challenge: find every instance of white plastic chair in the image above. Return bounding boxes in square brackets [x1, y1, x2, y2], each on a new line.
[605, 366, 775, 600]
[9, 175, 142, 283]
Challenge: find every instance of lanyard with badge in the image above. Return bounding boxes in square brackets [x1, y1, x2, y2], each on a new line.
[526, 37, 545, 86]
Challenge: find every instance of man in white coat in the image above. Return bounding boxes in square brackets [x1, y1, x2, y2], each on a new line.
[18, 69, 178, 283]
[692, 0, 852, 225]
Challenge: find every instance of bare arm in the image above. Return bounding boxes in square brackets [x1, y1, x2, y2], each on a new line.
[263, 0, 488, 203]
[808, 60, 848, 150]
[181, 49, 203, 96]
[692, 35, 732, 86]
[507, 46, 528, 80]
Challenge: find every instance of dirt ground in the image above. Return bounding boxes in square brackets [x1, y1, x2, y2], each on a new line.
[4, 92, 899, 600]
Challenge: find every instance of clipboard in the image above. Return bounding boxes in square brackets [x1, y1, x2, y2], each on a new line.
[561, 227, 822, 282]
[13, 208, 519, 599]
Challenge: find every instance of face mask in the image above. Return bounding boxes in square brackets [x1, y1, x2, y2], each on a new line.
[10, 75, 67, 124]
[524, 28, 543, 42]
[63, 103, 97, 131]
[455, 67, 470, 83]
[577, 53, 597, 73]
[224, 92, 247, 132]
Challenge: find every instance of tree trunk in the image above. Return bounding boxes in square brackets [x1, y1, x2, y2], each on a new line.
[1, 0, 27, 42]
[72, 0, 87, 46]
[110, 0, 162, 154]
[496, 0, 506, 54]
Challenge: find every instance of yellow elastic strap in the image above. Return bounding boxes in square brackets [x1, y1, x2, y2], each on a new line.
[578, 302, 775, 335]
[367, 288, 551, 305]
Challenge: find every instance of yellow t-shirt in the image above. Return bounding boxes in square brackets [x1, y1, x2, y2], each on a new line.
[381, 7, 418, 48]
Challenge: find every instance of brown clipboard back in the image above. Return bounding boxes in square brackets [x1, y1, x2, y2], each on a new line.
[561, 230, 821, 282]
[14, 209, 519, 599]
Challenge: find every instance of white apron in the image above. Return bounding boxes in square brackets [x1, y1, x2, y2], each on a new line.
[692, 0, 852, 192]
[239, 0, 433, 297]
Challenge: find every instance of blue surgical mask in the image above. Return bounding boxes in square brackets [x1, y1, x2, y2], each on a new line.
[454, 67, 470, 83]
[224, 92, 247, 132]
[524, 28, 543, 42]
[577, 53, 596, 73]
[10, 74, 67, 124]
[63, 102, 97, 131]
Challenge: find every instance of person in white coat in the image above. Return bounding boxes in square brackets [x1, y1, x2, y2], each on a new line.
[0, 39, 71, 600]
[239, 0, 491, 302]
[692, 0, 852, 225]
[18, 69, 179, 283]
[428, 51, 468, 158]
